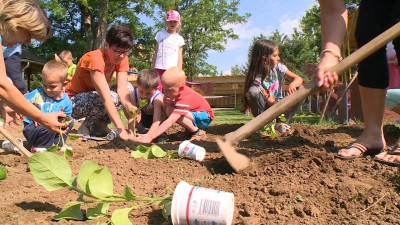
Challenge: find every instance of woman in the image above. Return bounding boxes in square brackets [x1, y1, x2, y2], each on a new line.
[66, 25, 135, 140]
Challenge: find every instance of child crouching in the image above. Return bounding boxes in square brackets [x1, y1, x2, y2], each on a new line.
[23, 59, 74, 152]
[135, 67, 214, 144]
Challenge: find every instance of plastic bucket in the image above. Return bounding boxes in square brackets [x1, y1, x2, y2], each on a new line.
[171, 181, 234, 225]
[178, 140, 206, 162]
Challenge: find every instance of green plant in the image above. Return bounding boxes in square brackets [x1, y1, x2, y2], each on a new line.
[130, 99, 148, 137]
[260, 114, 286, 138]
[131, 144, 178, 159]
[47, 116, 74, 157]
[29, 152, 172, 224]
[0, 166, 7, 180]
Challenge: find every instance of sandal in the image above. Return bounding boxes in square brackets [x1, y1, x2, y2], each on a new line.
[387, 143, 400, 155]
[374, 153, 400, 167]
[334, 143, 382, 160]
[276, 122, 291, 133]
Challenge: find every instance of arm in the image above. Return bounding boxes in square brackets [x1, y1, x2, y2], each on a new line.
[0, 48, 64, 132]
[315, 0, 347, 88]
[177, 46, 183, 69]
[284, 69, 303, 95]
[146, 97, 164, 134]
[137, 111, 180, 144]
[116, 71, 135, 122]
[91, 70, 128, 139]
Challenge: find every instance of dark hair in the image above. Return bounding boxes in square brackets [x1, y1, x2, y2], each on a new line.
[106, 25, 134, 49]
[242, 39, 277, 111]
[137, 69, 159, 89]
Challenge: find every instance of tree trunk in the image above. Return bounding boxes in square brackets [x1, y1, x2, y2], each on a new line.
[94, 0, 109, 49]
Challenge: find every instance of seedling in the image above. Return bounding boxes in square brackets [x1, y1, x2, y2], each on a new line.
[29, 152, 172, 224]
[260, 114, 286, 138]
[131, 144, 178, 159]
[47, 115, 75, 157]
[130, 99, 148, 137]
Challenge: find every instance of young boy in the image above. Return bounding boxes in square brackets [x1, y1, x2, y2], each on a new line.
[59, 50, 77, 82]
[129, 69, 167, 142]
[23, 59, 74, 152]
[136, 67, 214, 144]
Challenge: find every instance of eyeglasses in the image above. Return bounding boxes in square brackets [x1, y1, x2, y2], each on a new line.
[110, 46, 132, 56]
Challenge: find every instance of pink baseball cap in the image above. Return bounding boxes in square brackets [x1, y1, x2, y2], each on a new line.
[166, 10, 180, 22]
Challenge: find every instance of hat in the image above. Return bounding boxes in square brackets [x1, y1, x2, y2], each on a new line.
[166, 10, 180, 22]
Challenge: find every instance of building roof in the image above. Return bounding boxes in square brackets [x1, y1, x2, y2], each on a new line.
[21, 48, 46, 65]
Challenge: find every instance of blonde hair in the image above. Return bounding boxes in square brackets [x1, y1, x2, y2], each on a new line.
[42, 59, 68, 83]
[59, 50, 73, 63]
[0, 0, 51, 42]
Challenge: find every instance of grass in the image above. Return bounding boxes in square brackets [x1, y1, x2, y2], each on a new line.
[113, 107, 325, 129]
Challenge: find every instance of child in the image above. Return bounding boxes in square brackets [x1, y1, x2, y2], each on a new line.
[0, 0, 65, 133]
[136, 67, 214, 144]
[59, 50, 77, 82]
[23, 59, 74, 152]
[128, 69, 167, 142]
[243, 39, 303, 133]
[151, 9, 185, 91]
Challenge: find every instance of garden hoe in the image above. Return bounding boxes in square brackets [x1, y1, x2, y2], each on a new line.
[216, 22, 400, 173]
[0, 126, 32, 157]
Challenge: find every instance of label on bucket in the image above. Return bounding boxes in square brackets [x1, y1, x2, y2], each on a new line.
[171, 181, 234, 225]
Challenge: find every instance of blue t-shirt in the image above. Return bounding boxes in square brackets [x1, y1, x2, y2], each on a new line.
[23, 88, 73, 124]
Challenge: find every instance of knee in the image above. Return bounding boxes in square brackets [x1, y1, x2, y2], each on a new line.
[247, 86, 260, 100]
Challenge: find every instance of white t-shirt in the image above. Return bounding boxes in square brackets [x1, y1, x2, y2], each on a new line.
[154, 30, 185, 70]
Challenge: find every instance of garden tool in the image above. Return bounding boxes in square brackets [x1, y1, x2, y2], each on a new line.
[216, 22, 400, 173]
[0, 126, 32, 157]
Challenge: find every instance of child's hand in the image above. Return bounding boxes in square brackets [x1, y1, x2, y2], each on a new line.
[135, 134, 153, 144]
[287, 84, 298, 95]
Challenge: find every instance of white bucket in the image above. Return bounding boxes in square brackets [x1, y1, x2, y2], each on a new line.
[171, 181, 235, 225]
[2, 138, 23, 153]
[178, 140, 206, 162]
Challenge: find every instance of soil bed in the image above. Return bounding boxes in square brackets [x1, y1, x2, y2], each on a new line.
[0, 123, 400, 224]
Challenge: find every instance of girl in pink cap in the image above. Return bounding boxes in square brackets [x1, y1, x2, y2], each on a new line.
[152, 9, 185, 91]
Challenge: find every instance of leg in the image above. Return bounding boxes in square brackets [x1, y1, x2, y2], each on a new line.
[23, 123, 58, 149]
[247, 85, 268, 117]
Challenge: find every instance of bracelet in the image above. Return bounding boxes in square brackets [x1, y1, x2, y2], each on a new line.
[320, 49, 343, 61]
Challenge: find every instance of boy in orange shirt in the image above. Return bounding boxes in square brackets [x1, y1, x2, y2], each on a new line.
[135, 67, 214, 144]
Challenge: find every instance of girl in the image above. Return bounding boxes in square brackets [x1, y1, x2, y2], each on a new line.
[152, 9, 185, 91]
[243, 39, 303, 133]
[0, 0, 65, 132]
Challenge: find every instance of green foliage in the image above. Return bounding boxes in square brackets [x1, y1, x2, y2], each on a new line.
[29, 152, 172, 223]
[260, 114, 286, 138]
[0, 166, 7, 180]
[130, 99, 148, 137]
[131, 144, 177, 159]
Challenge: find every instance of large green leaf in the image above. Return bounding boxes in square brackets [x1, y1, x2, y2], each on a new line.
[87, 203, 110, 219]
[54, 201, 84, 220]
[29, 152, 72, 191]
[111, 208, 133, 225]
[150, 144, 167, 158]
[87, 167, 114, 198]
[78, 160, 101, 192]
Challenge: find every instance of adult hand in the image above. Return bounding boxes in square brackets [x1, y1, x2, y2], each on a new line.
[313, 53, 339, 91]
[40, 111, 67, 133]
[118, 129, 133, 141]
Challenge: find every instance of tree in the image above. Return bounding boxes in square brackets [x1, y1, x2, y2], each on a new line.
[33, 0, 249, 80]
[230, 64, 245, 76]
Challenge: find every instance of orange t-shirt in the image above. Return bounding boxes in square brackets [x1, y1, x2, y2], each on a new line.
[66, 49, 129, 98]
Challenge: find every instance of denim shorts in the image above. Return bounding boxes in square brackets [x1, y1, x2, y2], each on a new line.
[191, 111, 212, 129]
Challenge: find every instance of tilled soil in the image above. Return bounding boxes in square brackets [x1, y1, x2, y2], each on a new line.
[0, 122, 400, 225]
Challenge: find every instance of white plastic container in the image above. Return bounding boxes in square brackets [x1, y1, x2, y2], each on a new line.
[178, 140, 206, 161]
[2, 138, 23, 153]
[171, 181, 235, 225]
